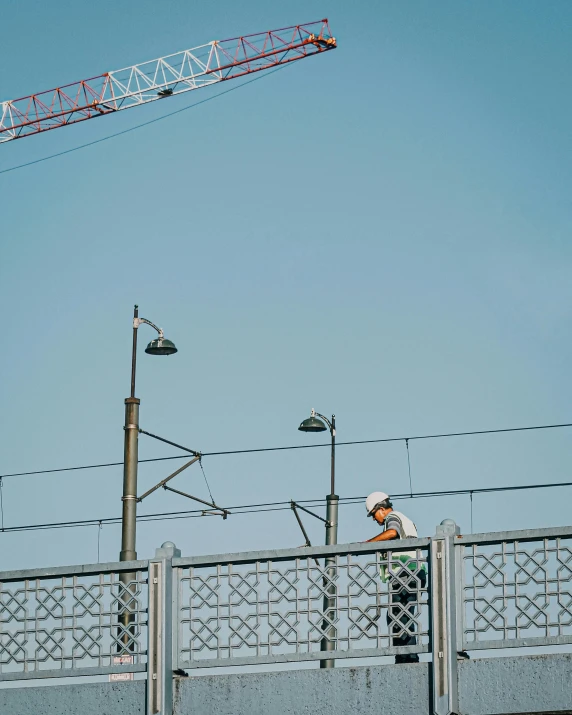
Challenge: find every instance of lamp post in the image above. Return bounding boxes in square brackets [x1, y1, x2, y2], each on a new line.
[298, 409, 338, 669]
[119, 305, 177, 652]
[121, 305, 178, 564]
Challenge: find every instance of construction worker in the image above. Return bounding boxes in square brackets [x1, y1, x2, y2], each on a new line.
[365, 491, 426, 664]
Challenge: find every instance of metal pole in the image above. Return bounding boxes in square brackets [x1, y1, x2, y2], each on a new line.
[130, 305, 138, 399]
[121, 397, 139, 562]
[119, 305, 140, 651]
[330, 414, 336, 496]
[122, 305, 140, 562]
[321, 415, 338, 669]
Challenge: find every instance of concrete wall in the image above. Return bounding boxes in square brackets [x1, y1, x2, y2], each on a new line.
[175, 655, 572, 715]
[458, 653, 572, 715]
[1, 654, 571, 715]
[0, 680, 145, 715]
[175, 661, 430, 715]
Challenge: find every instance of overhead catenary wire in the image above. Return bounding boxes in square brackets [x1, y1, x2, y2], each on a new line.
[1, 479, 571, 535]
[1, 421, 571, 480]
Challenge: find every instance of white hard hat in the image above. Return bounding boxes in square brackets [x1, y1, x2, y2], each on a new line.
[365, 491, 390, 515]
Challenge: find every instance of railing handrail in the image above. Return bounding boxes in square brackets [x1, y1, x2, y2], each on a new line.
[455, 524, 572, 546]
[0, 557, 149, 583]
[1, 523, 570, 581]
[172, 536, 431, 568]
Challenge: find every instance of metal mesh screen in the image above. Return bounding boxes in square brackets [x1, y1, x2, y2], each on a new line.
[0, 569, 148, 676]
[462, 535, 572, 649]
[177, 547, 429, 667]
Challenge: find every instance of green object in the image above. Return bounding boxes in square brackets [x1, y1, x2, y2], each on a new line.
[380, 554, 427, 583]
[298, 416, 327, 432]
[145, 337, 177, 355]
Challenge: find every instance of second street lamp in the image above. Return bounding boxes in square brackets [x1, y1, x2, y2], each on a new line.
[298, 409, 338, 669]
[121, 305, 177, 565]
[298, 409, 338, 547]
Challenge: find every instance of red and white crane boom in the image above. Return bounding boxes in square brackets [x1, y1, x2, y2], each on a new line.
[0, 20, 336, 144]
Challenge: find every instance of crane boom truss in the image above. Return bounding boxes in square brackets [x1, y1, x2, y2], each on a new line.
[0, 19, 336, 144]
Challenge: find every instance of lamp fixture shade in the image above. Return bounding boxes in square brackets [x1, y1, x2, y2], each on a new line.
[145, 337, 178, 355]
[298, 415, 327, 432]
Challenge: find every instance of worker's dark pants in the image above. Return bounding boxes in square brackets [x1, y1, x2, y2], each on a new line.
[387, 568, 427, 648]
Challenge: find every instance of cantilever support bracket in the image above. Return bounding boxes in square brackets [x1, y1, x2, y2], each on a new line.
[138, 428, 200, 457]
[137, 455, 201, 502]
[290, 501, 321, 565]
[136, 428, 228, 520]
[291, 501, 312, 547]
[136, 427, 203, 503]
[291, 501, 331, 527]
[163, 484, 230, 519]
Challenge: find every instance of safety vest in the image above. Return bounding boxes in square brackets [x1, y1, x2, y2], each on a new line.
[379, 510, 425, 583]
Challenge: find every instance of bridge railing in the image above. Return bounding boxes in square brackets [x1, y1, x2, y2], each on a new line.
[457, 526, 572, 652]
[0, 522, 570, 700]
[0, 560, 148, 681]
[173, 540, 431, 669]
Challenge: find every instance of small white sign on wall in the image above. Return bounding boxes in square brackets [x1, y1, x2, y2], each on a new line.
[110, 655, 135, 681]
[110, 671, 134, 682]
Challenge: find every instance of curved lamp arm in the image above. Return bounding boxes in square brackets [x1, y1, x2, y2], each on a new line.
[130, 304, 168, 398]
[133, 316, 164, 340]
[312, 409, 336, 436]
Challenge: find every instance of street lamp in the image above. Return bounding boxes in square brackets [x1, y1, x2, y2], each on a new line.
[298, 408, 338, 669]
[121, 305, 177, 563]
[298, 409, 337, 544]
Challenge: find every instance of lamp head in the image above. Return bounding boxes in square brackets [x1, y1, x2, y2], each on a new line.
[145, 337, 178, 355]
[298, 412, 328, 433]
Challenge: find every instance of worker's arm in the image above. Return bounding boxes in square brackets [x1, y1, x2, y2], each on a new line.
[365, 529, 398, 543]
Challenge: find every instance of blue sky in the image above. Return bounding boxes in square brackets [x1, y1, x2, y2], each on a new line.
[1, 1, 571, 571]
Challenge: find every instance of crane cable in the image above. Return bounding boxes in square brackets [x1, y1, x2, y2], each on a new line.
[0, 63, 291, 176]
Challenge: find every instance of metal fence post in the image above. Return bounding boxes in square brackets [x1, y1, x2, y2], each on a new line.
[148, 541, 180, 715]
[431, 519, 461, 715]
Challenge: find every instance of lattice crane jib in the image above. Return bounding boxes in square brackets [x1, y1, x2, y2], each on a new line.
[0, 20, 336, 143]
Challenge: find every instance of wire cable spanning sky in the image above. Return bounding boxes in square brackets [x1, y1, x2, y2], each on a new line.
[1, 421, 570, 479]
[0, 64, 291, 176]
[2, 479, 571, 534]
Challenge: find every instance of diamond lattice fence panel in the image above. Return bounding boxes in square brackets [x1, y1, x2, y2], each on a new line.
[462, 536, 572, 648]
[177, 547, 430, 667]
[0, 569, 148, 676]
